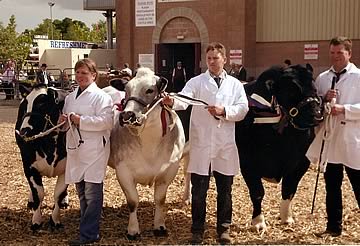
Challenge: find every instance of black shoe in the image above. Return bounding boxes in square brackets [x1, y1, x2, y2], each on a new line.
[190, 232, 204, 245]
[315, 229, 341, 238]
[68, 237, 100, 245]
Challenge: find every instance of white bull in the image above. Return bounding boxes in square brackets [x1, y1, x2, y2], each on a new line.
[107, 67, 186, 239]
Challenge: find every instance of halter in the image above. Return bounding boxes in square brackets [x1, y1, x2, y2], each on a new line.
[20, 111, 61, 142]
[275, 95, 321, 133]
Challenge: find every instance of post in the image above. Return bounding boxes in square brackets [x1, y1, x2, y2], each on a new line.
[48, 2, 55, 39]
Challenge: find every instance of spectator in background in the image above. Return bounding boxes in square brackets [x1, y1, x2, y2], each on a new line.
[1, 60, 16, 100]
[121, 63, 132, 77]
[133, 63, 142, 77]
[284, 59, 292, 68]
[236, 64, 247, 82]
[36, 63, 52, 85]
[171, 61, 187, 92]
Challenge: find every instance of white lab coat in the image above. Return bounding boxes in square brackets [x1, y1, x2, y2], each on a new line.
[64, 82, 114, 184]
[173, 70, 248, 176]
[306, 63, 360, 170]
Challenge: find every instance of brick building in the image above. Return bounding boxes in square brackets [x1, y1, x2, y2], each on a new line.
[116, 0, 360, 81]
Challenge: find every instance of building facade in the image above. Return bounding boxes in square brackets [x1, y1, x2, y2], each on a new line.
[116, 0, 360, 81]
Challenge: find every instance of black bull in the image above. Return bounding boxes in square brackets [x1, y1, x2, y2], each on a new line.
[178, 64, 322, 231]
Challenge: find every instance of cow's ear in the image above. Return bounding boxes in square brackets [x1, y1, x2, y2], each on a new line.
[48, 88, 68, 105]
[110, 78, 127, 91]
[306, 63, 314, 73]
[156, 76, 168, 93]
[18, 84, 31, 98]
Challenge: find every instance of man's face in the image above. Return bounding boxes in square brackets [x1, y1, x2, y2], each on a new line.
[206, 49, 226, 76]
[329, 44, 351, 70]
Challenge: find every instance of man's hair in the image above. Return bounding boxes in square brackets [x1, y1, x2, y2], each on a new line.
[206, 42, 226, 57]
[284, 59, 291, 66]
[330, 36, 352, 52]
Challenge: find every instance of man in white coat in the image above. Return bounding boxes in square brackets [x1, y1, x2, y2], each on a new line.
[306, 36, 360, 237]
[59, 58, 113, 245]
[163, 42, 248, 244]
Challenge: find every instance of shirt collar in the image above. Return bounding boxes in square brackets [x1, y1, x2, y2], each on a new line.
[330, 63, 351, 74]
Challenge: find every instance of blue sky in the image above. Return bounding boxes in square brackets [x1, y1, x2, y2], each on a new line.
[0, 0, 105, 32]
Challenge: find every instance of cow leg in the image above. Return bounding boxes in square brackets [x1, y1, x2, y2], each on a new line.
[280, 158, 310, 224]
[241, 168, 266, 232]
[28, 175, 45, 231]
[115, 167, 140, 239]
[50, 174, 68, 230]
[153, 163, 179, 237]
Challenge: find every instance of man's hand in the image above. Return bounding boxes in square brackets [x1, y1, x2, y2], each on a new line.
[331, 104, 345, 116]
[205, 105, 225, 117]
[162, 93, 174, 107]
[324, 89, 338, 102]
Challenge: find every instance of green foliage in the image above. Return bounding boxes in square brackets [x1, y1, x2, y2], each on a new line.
[0, 15, 32, 68]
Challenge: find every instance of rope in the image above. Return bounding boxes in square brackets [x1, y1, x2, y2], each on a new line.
[23, 121, 66, 142]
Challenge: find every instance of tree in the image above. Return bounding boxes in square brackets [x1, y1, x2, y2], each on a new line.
[0, 15, 32, 68]
[89, 20, 107, 43]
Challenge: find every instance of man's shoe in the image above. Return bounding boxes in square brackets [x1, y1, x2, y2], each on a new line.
[315, 229, 341, 238]
[190, 232, 204, 245]
[218, 231, 231, 244]
[68, 237, 100, 245]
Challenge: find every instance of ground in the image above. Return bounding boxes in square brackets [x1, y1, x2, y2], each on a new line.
[0, 95, 359, 245]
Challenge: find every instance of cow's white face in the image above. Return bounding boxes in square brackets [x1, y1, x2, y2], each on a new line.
[119, 67, 166, 127]
[15, 86, 67, 141]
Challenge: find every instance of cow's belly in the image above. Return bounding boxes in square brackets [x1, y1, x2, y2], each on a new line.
[32, 155, 66, 178]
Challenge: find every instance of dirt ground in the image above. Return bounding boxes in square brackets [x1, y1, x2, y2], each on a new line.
[0, 100, 359, 245]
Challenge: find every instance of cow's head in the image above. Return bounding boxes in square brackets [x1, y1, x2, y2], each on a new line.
[272, 64, 323, 129]
[15, 84, 68, 142]
[114, 67, 167, 127]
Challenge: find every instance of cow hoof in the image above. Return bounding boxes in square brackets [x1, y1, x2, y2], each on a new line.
[126, 233, 140, 241]
[31, 223, 43, 232]
[59, 196, 69, 209]
[154, 226, 168, 237]
[281, 217, 295, 225]
[251, 214, 267, 232]
[49, 217, 64, 231]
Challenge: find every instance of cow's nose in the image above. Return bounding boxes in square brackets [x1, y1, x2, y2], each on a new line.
[119, 111, 136, 125]
[19, 128, 29, 137]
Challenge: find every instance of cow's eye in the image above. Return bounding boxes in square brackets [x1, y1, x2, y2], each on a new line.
[146, 89, 154, 94]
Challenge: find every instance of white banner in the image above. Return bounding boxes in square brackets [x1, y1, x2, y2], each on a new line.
[304, 44, 318, 60]
[139, 54, 154, 70]
[229, 49, 242, 65]
[136, 0, 156, 27]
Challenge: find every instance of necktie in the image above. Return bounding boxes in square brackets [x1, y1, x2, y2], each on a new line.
[334, 69, 346, 83]
[214, 77, 221, 88]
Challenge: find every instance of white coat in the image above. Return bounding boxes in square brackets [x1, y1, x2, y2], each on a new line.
[306, 63, 360, 170]
[173, 70, 249, 176]
[64, 82, 114, 184]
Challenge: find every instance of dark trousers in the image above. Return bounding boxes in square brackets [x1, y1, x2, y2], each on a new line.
[75, 180, 103, 241]
[324, 163, 360, 232]
[191, 171, 234, 235]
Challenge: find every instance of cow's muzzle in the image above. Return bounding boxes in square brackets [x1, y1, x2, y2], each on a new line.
[119, 111, 145, 126]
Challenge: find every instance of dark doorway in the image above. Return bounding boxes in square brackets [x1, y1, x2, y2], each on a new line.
[155, 43, 201, 91]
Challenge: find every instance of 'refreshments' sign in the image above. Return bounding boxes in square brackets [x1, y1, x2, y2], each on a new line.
[49, 40, 87, 49]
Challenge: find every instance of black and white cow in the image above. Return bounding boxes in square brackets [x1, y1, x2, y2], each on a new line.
[15, 84, 69, 231]
[107, 67, 186, 239]
[235, 65, 323, 231]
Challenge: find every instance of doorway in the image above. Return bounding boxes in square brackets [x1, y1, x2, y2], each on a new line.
[155, 43, 201, 89]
